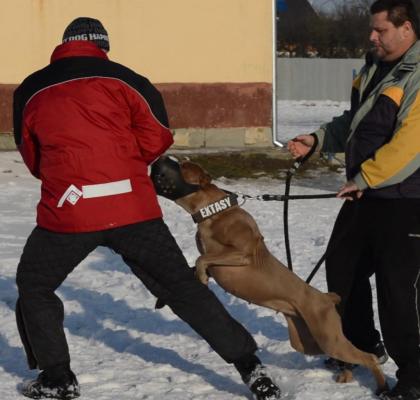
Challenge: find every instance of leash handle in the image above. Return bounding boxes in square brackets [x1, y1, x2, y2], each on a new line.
[290, 133, 319, 173]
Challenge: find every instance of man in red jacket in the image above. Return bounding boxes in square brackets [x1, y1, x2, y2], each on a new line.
[13, 17, 280, 400]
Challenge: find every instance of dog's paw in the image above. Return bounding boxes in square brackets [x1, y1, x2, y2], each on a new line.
[195, 258, 210, 285]
[195, 266, 209, 285]
[196, 271, 209, 285]
[335, 369, 354, 383]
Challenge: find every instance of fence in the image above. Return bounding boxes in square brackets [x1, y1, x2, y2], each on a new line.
[277, 58, 365, 101]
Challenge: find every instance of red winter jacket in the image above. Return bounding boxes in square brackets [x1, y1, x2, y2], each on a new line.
[13, 41, 174, 232]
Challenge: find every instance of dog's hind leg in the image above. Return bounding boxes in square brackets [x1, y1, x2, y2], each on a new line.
[301, 300, 387, 392]
[328, 339, 386, 392]
[285, 315, 322, 355]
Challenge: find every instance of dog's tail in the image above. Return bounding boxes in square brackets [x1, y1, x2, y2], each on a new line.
[325, 292, 341, 305]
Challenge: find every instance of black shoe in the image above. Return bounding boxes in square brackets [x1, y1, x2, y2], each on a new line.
[373, 341, 389, 365]
[379, 381, 420, 400]
[244, 364, 281, 400]
[324, 340, 388, 371]
[21, 370, 80, 399]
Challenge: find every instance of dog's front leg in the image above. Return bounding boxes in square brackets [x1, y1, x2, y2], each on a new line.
[196, 252, 249, 284]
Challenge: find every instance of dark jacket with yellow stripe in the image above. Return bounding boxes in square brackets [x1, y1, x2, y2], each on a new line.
[316, 40, 420, 199]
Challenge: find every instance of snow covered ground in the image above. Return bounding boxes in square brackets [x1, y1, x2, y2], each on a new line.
[0, 101, 397, 399]
[277, 100, 348, 142]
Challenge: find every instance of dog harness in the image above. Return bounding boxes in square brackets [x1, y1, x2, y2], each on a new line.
[192, 194, 238, 224]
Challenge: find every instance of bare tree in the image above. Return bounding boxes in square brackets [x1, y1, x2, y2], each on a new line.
[277, 0, 371, 58]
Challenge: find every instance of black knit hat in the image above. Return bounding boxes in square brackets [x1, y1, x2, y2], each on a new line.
[62, 17, 110, 52]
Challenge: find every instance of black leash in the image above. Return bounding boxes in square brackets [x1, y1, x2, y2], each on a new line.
[224, 136, 351, 283]
[282, 138, 356, 282]
[304, 191, 359, 284]
[229, 190, 334, 284]
[225, 192, 338, 202]
[283, 136, 318, 272]
[305, 253, 326, 284]
[261, 193, 337, 201]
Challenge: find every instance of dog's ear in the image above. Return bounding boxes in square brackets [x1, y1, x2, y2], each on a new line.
[199, 170, 212, 187]
[180, 160, 212, 187]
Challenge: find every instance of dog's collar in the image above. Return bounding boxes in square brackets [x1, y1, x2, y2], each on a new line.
[192, 194, 238, 224]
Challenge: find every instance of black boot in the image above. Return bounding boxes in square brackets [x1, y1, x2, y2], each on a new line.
[234, 354, 281, 400]
[379, 380, 420, 400]
[244, 364, 282, 400]
[21, 364, 80, 399]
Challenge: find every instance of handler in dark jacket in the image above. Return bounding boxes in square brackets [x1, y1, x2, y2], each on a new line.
[288, 1, 420, 399]
[13, 17, 280, 400]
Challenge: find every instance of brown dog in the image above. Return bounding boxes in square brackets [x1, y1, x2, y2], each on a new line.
[173, 160, 387, 393]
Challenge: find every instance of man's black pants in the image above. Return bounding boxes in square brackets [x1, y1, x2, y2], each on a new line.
[326, 198, 420, 384]
[16, 218, 257, 370]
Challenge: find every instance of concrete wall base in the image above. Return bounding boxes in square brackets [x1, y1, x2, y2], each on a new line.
[0, 134, 15, 150]
[0, 127, 274, 151]
[173, 127, 274, 148]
